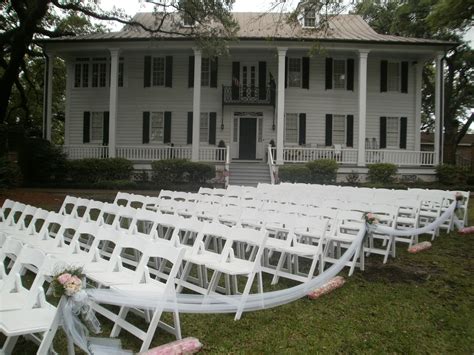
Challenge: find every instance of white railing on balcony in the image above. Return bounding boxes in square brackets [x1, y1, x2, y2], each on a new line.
[282, 147, 358, 164]
[62, 145, 108, 160]
[199, 147, 227, 162]
[365, 150, 435, 166]
[116, 146, 192, 161]
[224, 145, 230, 188]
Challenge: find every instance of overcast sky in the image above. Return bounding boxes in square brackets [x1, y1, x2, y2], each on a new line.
[99, 0, 473, 46]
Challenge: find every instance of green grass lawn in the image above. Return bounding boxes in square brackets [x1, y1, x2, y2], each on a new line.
[3, 192, 473, 354]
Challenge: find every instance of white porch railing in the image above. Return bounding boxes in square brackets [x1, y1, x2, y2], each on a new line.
[62, 145, 108, 159]
[116, 146, 192, 161]
[224, 145, 230, 188]
[198, 147, 227, 162]
[282, 147, 358, 164]
[62, 145, 227, 163]
[365, 150, 435, 166]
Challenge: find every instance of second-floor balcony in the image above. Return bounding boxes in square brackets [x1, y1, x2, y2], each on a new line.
[222, 85, 275, 106]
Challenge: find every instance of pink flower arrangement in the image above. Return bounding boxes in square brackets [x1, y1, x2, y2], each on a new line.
[458, 226, 474, 235]
[140, 337, 202, 355]
[407, 241, 432, 254]
[364, 212, 379, 225]
[50, 267, 84, 298]
[307, 276, 345, 300]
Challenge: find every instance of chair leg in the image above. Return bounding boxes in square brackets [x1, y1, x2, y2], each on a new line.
[139, 308, 164, 353]
[271, 252, 287, 285]
[110, 306, 130, 338]
[2, 336, 19, 355]
[235, 273, 256, 321]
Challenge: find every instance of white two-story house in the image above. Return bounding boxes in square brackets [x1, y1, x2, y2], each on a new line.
[41, 11, 454, 184]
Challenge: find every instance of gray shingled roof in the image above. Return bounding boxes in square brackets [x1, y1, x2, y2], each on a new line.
[45, 12, 454, 46]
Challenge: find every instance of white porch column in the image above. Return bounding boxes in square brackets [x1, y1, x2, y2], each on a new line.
[108, 48, 120, 158]
[434, 53, 443, 165]
[43, 52, 54, 141]
[414, 62, 423, 150]
[192, 49, 202, 162]
[276, 47, 287, 164]
[357, 50, 369, 167]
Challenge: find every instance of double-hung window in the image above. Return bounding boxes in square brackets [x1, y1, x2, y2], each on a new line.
[288, 58, 302, 88]
[200, 113, 209, 143]
[201, 58, 210, 87]
[92, 58, 107, 88]
[387, 62, 400, 92]
[285, 113, 298, 144]
[150, 112, 164, 143]
[74, 58, 89, 87]
[332, 115, 346, 145]
[386, 117, 399, 148]
[303, 10, 316, 27]
[152, 57, 165, 86]
[333, 59, 346, 89]
[90, 112, 104, 142]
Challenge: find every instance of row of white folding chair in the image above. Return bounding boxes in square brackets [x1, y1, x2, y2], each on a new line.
[0, 241, 57, 354]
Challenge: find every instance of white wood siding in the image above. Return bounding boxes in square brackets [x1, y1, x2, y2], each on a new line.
[65, 49, 417, 151]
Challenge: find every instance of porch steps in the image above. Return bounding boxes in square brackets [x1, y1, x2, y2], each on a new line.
[228, 162, 272, 187]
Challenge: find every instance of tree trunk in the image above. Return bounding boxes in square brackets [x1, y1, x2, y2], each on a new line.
[0, 0, 50, 124]
[443, 137, 457, 164]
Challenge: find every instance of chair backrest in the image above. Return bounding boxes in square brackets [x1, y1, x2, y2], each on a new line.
[198, 187, 213, 195]
[10, 204, 35, 230]
[114, 192, 132, 206]
[25, 208, 50, 235]
[131, 209, 161, 237]
[1, 199, 17, 221]
[58, 196, 78, 215]
[96, 203, 121, 227]
[71, 197, 91, 218]
[83, 200, 105, 222]
[158, 190, 174, 200]
[228, 226, 267, 247]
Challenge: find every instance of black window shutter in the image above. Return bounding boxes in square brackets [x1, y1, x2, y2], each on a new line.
[299, 113, 306, 145]
[187, 112, 193, 144]
[209, 112, 217, 145]
[164, 111, 172, 143]
[380, 60, 388, 92]
[401, 61, 408, 93]
[346, 115, 354, 147]
[165, 56, 173, 87]
[103, 111, 109, 146]
[302, 57, 310, 89]
[325, 114, 333, 146]
[144, 56, 151, 88]
[400, 116, 407, 149]
[142, 112, 150, 144]
[188, 56, 194, 88]
[380, 116, 387, 148]
[325, 57, 333, 90]
[285, 57, 288, 88]
[347, 58, 354, 91]
[210, 57, 218, 88]
[232, 62, 240, 100]
[258, 61, 267, 100]
[83, 111, 90, 143]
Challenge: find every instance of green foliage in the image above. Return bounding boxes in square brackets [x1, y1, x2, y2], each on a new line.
[92, 180, 138, 190]
[18, 138, 67, 184]
[435, 164, 467, 185]
[151, 159, 214, 186]
[346, 170, 360, 185]
[67, 158, 133, 184]
[306, 159, 338, 184]
[0, 158, 22, 187]
[367, 163, 398, 184]
[278, 165, 311, 183]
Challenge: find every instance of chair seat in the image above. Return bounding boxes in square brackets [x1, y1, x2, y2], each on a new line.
[287, 243, 320, 256]
[185, 251, 222, 266]
[112, 281, 166, 293]
[87, 270, 136, 287]
[207, 258, 254, 275]
[397, 217, 416, 225]
[0, 307, 56, 336]
[0, 292, 28, 311]
[265, 237, 290, 250]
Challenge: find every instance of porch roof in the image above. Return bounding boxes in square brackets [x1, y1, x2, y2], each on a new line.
[42, 12, 455, 47]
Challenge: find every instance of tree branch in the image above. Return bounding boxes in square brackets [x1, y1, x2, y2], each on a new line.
[455, 113, 474, 146]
